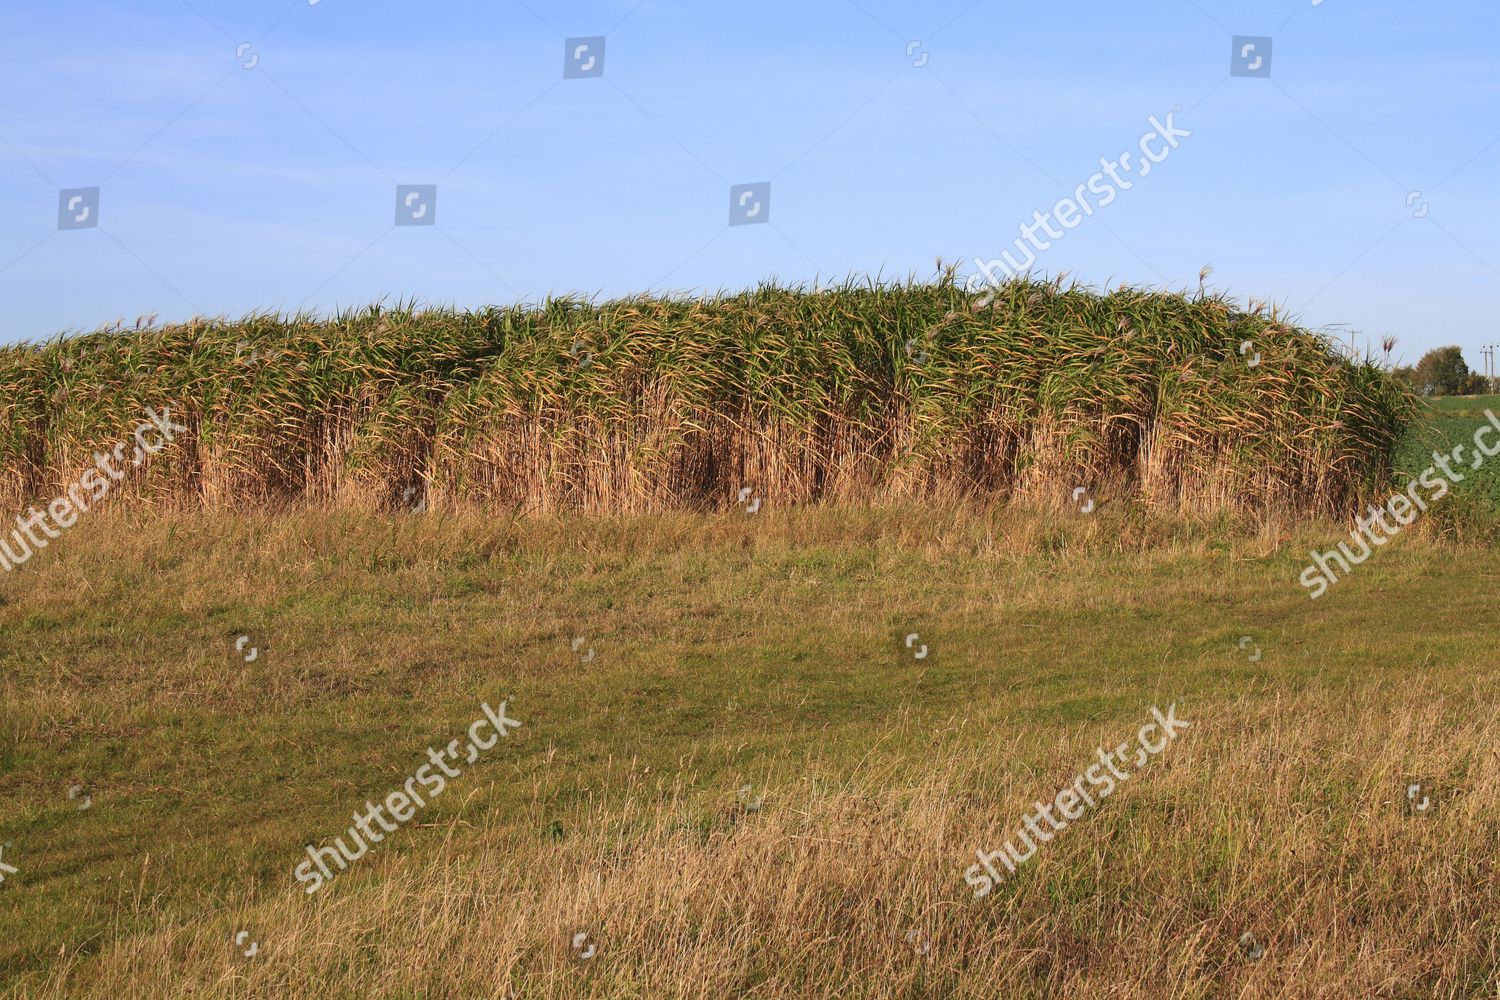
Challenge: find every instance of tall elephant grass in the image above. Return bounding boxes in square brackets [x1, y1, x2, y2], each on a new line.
[0, 275, 1416, 519]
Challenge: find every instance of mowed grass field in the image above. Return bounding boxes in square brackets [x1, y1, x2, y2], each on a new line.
[1, 405, 1498, 998]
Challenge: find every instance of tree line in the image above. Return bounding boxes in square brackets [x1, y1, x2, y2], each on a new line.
[1393, 347, 1493, 397]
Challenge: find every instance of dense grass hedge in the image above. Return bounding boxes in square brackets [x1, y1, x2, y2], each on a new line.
[0, 276, 1415, 517]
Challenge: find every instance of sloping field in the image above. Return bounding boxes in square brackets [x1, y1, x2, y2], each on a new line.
[0, 278, 1412, 519]
[0, 507, 1495, 998]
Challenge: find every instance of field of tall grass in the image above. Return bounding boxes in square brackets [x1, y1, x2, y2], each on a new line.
[0, 275, 1414, 520]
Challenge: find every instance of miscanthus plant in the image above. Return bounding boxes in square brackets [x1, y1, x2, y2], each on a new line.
[0, 275, 1415, 518]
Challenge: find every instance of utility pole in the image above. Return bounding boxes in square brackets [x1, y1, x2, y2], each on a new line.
[1485, 344, 1499, 394]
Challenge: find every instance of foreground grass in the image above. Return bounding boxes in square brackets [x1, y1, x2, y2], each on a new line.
[0, 507, 1497, 998]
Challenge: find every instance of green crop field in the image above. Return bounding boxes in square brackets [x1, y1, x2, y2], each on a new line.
[1395, 395, 1500, 523]
[1386, 395, 1500, 542]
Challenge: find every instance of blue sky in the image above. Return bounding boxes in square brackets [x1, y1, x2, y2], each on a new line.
[2, 0, 1497, 367]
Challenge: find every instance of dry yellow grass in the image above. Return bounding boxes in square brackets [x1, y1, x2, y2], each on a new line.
[24, 692, 1499, 999]
[1, 506, 1496, 998]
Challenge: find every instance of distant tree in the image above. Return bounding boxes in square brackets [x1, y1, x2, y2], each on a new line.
[1411, 347, 1471, 396]
[1391, 365, 1416, 388]
[1460, 372, 1489, 396]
